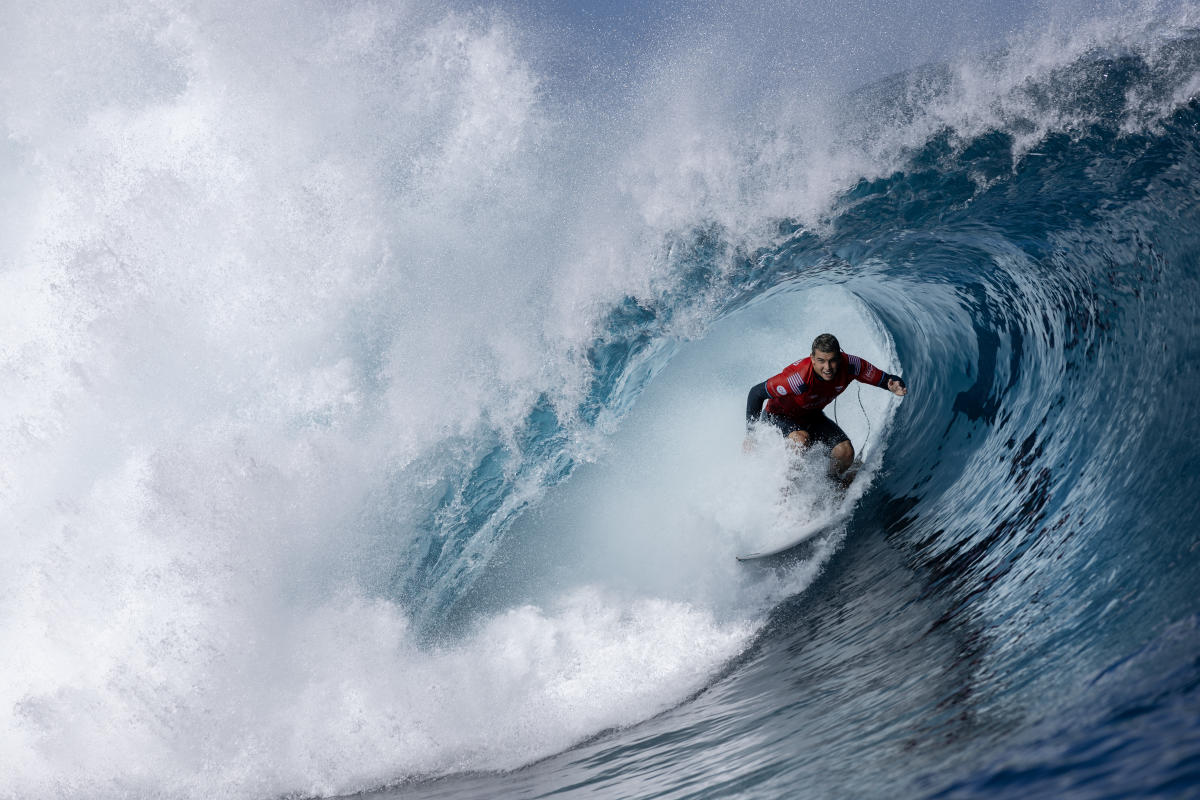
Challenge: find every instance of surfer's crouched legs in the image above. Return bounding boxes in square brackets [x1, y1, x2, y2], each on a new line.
[785, 431, 855, 483]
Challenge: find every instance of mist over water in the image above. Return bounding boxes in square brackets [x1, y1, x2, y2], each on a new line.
[3, 1, 1200, 798]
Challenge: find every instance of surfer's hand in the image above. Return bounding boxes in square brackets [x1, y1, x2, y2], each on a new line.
[888, 377, 908, 396]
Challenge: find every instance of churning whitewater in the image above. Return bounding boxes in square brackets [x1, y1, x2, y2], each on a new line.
[3, 1, 1200, 798]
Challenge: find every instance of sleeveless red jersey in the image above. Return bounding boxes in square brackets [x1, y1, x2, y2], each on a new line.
[763, 353, 888, 417]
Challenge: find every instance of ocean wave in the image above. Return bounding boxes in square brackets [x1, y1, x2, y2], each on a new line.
[2, 3, 1199, 798]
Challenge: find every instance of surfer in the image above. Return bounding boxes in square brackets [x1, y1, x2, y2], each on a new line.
[745, 333, 907, 484]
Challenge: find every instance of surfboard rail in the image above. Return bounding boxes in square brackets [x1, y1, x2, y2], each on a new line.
[735, 504, 854, 562]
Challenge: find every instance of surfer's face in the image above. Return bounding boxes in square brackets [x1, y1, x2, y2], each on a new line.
[811, 349, 840, 381]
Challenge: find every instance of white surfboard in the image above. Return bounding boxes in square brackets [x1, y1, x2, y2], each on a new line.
[735, 502, 855, 562]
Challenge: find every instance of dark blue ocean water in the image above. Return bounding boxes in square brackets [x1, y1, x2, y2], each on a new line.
[382, 38, 1200, 800]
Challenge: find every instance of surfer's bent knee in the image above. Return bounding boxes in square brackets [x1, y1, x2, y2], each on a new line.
[787, 430, 811, 448]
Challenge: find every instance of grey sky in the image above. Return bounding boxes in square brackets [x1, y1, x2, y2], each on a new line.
[500, 0, 1132, 95]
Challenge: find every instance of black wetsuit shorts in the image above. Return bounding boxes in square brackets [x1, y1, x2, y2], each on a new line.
[761, 411, 850, 448]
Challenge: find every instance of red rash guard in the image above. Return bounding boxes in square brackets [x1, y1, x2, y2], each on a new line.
[763, 353, 889, 417]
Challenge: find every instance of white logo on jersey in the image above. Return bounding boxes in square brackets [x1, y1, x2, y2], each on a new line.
[776, 385, 788, 395]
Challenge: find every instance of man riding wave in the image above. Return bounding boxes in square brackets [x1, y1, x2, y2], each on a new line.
[745, 333, 907, 485]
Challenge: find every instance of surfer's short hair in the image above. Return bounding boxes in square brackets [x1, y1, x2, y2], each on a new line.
[812, 333, 841, 355]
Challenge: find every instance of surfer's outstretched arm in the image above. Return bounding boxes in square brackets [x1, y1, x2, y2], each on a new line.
[847, 354, 908, 397]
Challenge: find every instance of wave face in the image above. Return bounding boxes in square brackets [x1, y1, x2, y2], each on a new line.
[4, 2, 1200, 799]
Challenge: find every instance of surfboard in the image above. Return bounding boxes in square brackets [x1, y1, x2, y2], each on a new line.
[735, 502, 854, 562]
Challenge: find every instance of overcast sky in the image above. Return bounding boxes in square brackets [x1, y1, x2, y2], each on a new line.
[499, 0, 1119, 93]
